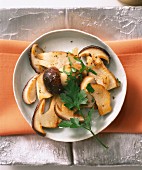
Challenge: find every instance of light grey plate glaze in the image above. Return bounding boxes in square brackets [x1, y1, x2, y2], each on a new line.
[13, 29, 127, 142]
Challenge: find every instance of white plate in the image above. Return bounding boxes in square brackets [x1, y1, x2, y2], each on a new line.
[13, 29, 127, 142]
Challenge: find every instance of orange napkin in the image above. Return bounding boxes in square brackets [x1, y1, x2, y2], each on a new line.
[0, 39, 142, 136]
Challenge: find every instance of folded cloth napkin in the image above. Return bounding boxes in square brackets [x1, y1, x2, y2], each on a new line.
[0, 39, 142, 136]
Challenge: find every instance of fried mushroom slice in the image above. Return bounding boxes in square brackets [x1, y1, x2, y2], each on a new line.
[91, 84, 112, 115]
[88, 56, 119, 90]
[79, 53, 119, 90]
[22, 75, 38, 104]
[54, 98, 84, 122]
[37, 51, 77, 70]
[32, 97, 61, 136]
[30, 44, 45, 73]
[36, 72, 52, 100]
[79, 45, 110, 63]
[81, 76, 97, 108]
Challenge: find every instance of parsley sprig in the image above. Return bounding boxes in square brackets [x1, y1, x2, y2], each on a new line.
[86, 83, 95, 93]
[74, 57, 97, 75]
[59, 57, 108, 149]
[60, 75, 88, 110]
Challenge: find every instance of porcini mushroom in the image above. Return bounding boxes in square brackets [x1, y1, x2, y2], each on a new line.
[91, 84, 112, 115]
[22, 75, 38, 104]
[37, 51, 76, 70]
[32, 97, 61, 136]
[81, 76, 96, 108]
[30, 44, 45, 73]
[79, 46, 119, 90]
[88, 57, 119, 90]
[36, 72, 52, 100]
[54, 98, 84, 122]
[79, 45, 110, 63]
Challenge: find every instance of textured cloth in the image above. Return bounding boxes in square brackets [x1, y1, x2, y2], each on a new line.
[0, 39, 142, 135]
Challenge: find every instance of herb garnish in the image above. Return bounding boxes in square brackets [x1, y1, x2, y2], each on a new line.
[60, 75, 88, 110]
[86, 83, 95, 93]
[59, 57, 108, 149]
[74, 57, 97, 75]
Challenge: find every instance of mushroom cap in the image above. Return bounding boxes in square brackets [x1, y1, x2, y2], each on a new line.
[79, 45, 110, 64]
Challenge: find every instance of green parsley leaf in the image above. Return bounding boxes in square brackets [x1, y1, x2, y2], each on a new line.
[74, 90, 88, 110]
[81, 107, 94, 130]
[60, 75, 88, 110]
[60, 93, 74, 109]
[74, 57, 86, 73]
[58, 120, 72, 127]
[86, 83, 95, 93]
[58, 118, 81, 128]
[70, 118, 80, 128]
[68, 57, 73, 66]
[74, 57, 97, 75]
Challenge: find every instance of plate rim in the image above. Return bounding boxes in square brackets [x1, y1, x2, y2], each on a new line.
[13, 29, 127, 142]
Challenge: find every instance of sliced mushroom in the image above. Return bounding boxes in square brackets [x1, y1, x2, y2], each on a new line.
[54, 98, 84, 122]
[81, 76, 96, 108]
[79, 46, 119, 90]
[91, 84, 112, 115]
[30, 44, 45, 73]
[36, 72, 52, 100]
[88, 57, 119, 90]
[81, 76, 96, 91]
[72, 47, 78, 56]
[32, 99, 46, 136]
[32, 97, 61, 136]
[22, 75, 38, 104]
[60, 72, 68, 86]
[79, 45, 110, 63]
[37, 51, 76, 70]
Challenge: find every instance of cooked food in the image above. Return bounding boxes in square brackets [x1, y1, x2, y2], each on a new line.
[36, 72, 52, 100]
[79, 45, 110, 63]
[81, 76, 96, 108]
[88, 57, 119, 90]
[22, 75, 38, 104]
[81, 76, 96, 91]
[79, 47, 119, 90]
[36, 51, 76, 70]
[43, 67, 63, 94]
[91, 84, 112, 115]
[32, 97, 61, 136]
[30, 44, 45, 73]
[23, 42, 120, 147]
[55, 99, 84, 122]
[60, 72, 68, 86]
